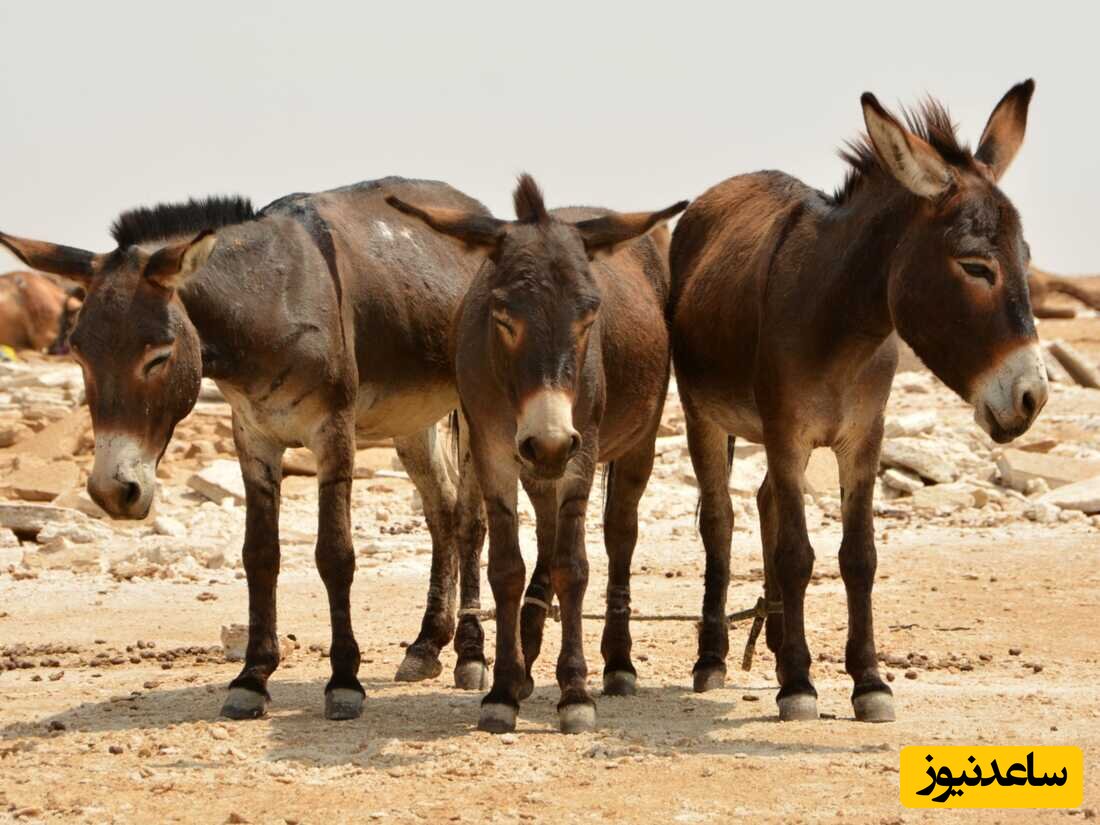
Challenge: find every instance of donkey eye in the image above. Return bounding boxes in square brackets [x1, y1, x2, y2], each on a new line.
[959, 260, 996, 285]
[143, 352, 171, 376]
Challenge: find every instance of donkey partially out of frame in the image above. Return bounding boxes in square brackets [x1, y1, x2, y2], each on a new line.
[670, 81, 1048, 722]
[0, 178, 499, 720]
[389, 176, 687, 733]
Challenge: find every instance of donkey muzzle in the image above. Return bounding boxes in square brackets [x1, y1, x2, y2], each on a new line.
[971, 343, 1049, 444]
[88, 432, 156, 519]
[516, 389, 581, 479]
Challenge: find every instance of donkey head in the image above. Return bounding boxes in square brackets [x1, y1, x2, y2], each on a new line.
[388, 176, 686, 479]
[0, 200, 239, 517]
[859, 80, 1048, 443]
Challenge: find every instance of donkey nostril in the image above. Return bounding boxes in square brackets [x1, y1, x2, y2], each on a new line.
[567, 433, 581, 458]
[122, 481, 141, 507]
[519, 437, 538, 463]
[1020, 389, 1037, 419]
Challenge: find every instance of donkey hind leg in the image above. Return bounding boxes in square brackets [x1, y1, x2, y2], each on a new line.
[764, 439, 818, 721]
[223, 422, 284, 720]
[452, 413, 489, 690]
[601, 443, 656, 697]
[551, 446, 598, 733]
[394, 424, 459, 683]
[314, 415, 364, 720]
[684, 409, 734, 693]
[518, 477, 557, 700]
[836, 431, 894, 722]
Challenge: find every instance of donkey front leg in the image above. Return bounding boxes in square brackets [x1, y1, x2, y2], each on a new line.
[551, 447, 598, 734]
[314, 416, 364, 720]
[836, 427, 894, 722]
[452, 415, 489, 691]
[222, 422, 285, 719]
[518, 477, 557, 700]
[394, 424, 459, 684]
[763, 438, 818, 721]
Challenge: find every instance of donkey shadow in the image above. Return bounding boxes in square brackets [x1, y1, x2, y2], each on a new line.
[1, 675, 884, 767]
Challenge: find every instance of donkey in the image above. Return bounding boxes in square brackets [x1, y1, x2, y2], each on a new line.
[669, 81, 1048, 722]
[0, 178, 497, 720]
[388, 176, 686, 733]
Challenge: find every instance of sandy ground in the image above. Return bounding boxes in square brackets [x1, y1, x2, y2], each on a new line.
[0, 301, 1099, 824]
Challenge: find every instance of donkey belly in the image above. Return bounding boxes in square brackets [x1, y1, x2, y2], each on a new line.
[353, 380, 458, 441]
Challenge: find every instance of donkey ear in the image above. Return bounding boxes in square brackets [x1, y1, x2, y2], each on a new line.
[574, 200, 689, 259]
[976, 79, 1035, 181]
[144, 230, 217, 290]
[861, 93, 951, 198]
[386, 196, 506, 251]
[0, 231, 101, 285]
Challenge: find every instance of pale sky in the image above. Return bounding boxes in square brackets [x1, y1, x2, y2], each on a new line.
[1, 2, 1095, 273]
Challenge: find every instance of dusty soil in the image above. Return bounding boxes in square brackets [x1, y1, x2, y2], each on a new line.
[0, 300, 1098, 824]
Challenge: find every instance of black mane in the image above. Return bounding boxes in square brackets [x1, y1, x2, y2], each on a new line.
[110, 196, 255, 248]
[831, 97, 972, 204]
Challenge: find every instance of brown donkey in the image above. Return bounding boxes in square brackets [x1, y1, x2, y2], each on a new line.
[0, 178, 498, 719]
[670, 81, 1048, 722]
[388, 176, 686, 733]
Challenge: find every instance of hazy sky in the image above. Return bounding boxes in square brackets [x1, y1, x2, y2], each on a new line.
[1, 2, 1095, 272]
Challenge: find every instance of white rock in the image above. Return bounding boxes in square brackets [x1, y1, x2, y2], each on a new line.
[884, 411, 937, 438]
[882, 468, 924, 494]
[1037, 475, 1100, 514]
[154, 515, 186, 538]
[187, 460, 246, 505]
[880, 438, 957, 484]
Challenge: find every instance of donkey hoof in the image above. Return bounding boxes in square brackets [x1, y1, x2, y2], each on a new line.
[324, 689, 364, 721]
[558, 703, 597, 734]
[394, 651, 443, 683]
[220, 687, 268, 720]
[454, 660, 490, 691]
[518, 676, 535, 701]
[478, 703, 517, 734]
[777, 693, 818, 722]
[602, 671, 637, 697]
[853, 691, 895, 723]
[692, 666, 726, 694]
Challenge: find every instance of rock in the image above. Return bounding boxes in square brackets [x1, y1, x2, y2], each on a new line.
[2, 408, 91, 461]
[0, 502, 87, 538]
[221, 624, 248, 661]
[1037, 475, 1100, 514]
[0, 528, 18, 548]
[3, 456, 80, 502]
[187, 460, 246, 505]
[186, 440, 219, 460]
[23, 537, 102, 573]
[53, 487, 109, 519]
[910, 483, 979, 511]
[884, 411, 937, 438]
[996, 449, 1100, 494]
[1047, 340, 1100, 389]
[803, 449, 840, 498]
[153, 515, 186, 538]
[880, 438, 957, 484]
[282, 448, 317, 476]
[654, 435, 687, 457]
[882, 468, 924, 494]
[1041, 346, 1073, 384]
[894, 372, 933, 394]
[354, 448, 400, 479]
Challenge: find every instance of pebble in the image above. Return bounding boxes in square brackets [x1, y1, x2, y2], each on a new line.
[904, 670, 918, 680]
[1009, 648, 1022, 656]
[500, 733, 519, 745]
[108, 744, 124, 755]
[741, 694, 760, 702]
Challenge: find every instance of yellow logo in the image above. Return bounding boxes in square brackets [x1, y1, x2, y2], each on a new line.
[900, 746, 1083, 809]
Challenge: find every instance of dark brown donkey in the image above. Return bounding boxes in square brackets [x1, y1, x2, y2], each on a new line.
[388, 176, 686, 733]
[0, 178, 498, 719]
[670, 81, 1048, 722]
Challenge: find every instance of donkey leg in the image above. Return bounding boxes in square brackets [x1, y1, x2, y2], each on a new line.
[764, 440, 818, 721]
[552, 452, 598, 733]
[474, 440, 526, 733]
[222, 422, 284, 720]
[684, 408, 733, 693]
[314, 415, 364, 720]
[836, 429, 894, 722]
[453, 417, 489, 690]
[394, 425, 459, 683]
[601, 444, 656, 697]
[757, 473, 784, 662]
[518, 477, 557, 700]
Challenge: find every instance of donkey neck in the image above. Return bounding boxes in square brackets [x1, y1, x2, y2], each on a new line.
[815, 180, 924, 342]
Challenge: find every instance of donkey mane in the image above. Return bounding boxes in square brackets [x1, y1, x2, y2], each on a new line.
[513, 174, 549, 223]
[110, 196, 256, 249]
[831, 97, 972, 204]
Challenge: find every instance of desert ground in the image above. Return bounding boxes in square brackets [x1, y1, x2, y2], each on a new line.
[1, 293, 1099, 824]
